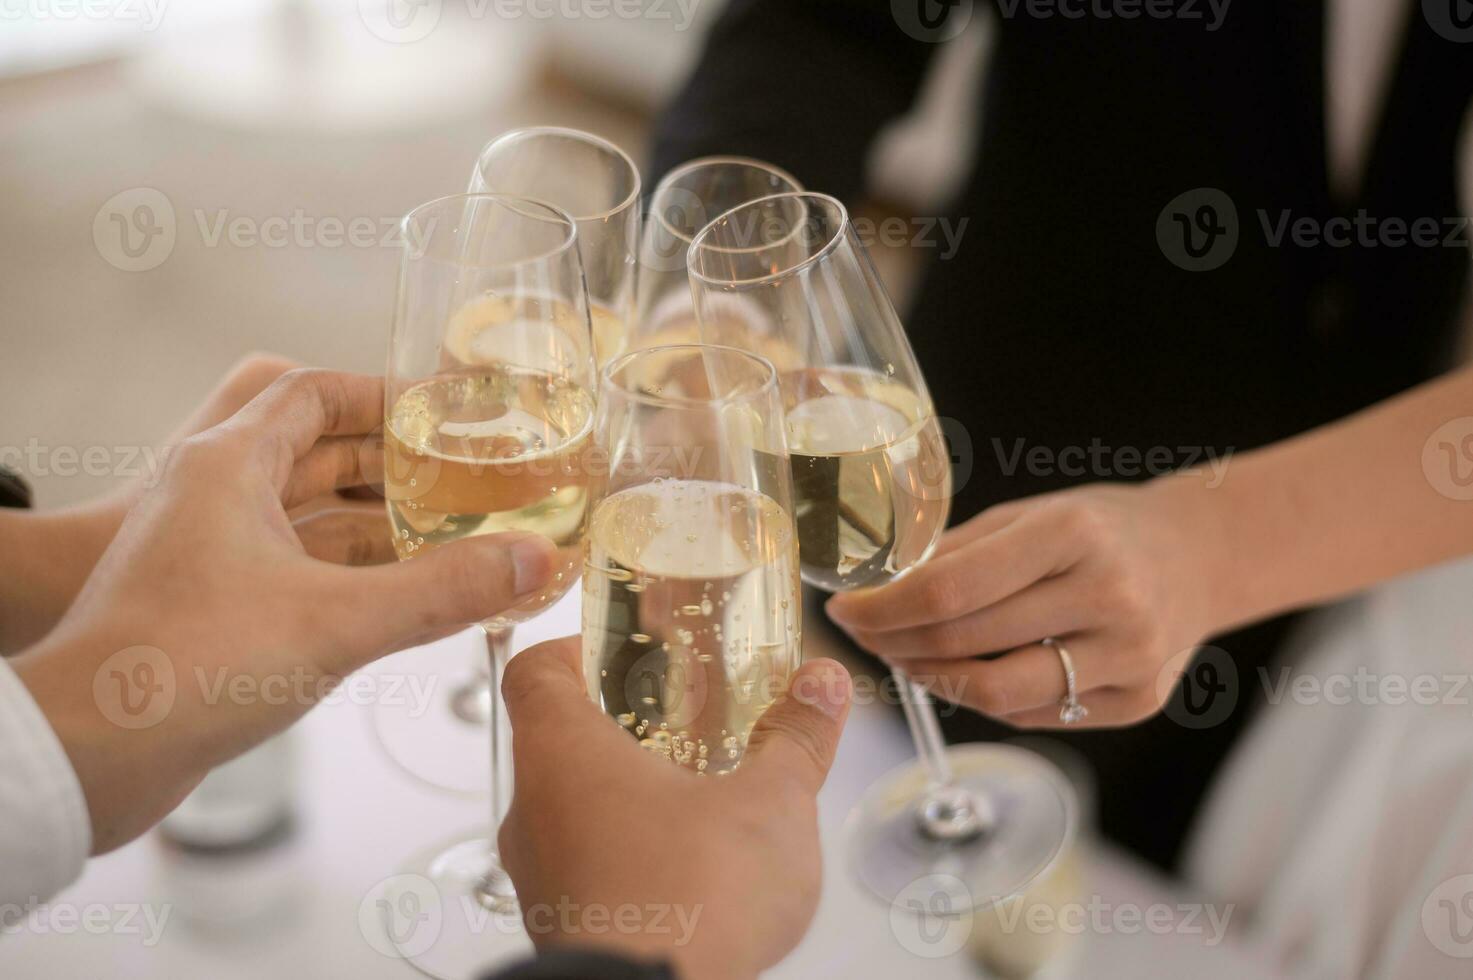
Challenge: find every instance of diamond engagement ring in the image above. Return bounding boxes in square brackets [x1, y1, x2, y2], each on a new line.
[1043, 637, 1088, 725]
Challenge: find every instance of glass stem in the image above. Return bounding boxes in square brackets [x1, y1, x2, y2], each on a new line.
[892, 665, 993, 843]
[475, 624, 519, 914]
[486, 625, 514, 834]
[448, 649, 494, 725]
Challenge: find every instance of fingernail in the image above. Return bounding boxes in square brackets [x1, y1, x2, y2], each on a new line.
[509, 535, 554, 597]
[793, 660, 851, 720]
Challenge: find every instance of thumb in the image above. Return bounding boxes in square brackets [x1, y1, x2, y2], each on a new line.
[741, 659, 852, 795]
[326, 532, 556, 656]
[499, 635, 589, 737]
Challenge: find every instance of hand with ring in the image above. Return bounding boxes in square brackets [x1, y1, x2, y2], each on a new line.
[824, 480, 1224, 728]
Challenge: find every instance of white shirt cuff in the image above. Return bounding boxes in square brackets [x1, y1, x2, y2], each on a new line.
[0, 656, 92, 905]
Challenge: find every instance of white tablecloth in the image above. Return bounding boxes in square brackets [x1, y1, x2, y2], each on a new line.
[2, 590, 1273, 978]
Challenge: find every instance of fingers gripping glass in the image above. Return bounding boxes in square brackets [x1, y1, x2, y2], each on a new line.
[687, 193, 1075, 912]
[380, 193, 596, 978]
[373, 129, 643, 795]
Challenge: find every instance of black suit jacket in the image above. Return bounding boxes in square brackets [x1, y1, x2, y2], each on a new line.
[652, 0, 1472, 869]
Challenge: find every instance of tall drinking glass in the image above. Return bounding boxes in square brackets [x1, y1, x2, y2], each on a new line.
[374, 129, 641, 789]
[633, 156, 800, 353]
[471, 126, 641, 368]
[380, 193, 595, 976]
[582, 344, 802, 773]
[687, 193, 1075, 911]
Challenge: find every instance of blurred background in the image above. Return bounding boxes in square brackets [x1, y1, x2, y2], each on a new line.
[1, 0, 989, 509]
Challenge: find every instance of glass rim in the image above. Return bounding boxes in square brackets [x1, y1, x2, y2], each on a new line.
[650, 155, 804, 246]
[686, 191, 850, 290]
[398, 192, 579, 270]
[474, 126, 643, 223]
[601, 342, 780, 411]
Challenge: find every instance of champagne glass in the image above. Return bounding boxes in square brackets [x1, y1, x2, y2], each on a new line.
[583, 344, 802, 773]
[380, 193, 595, 976]
[373, 129, 640, 791]
[471, 126, 642, 368]
[632, 156, 800, 353]
[687, 193, 1076, 912]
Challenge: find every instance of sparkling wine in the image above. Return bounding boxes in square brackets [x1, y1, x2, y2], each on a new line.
[385, 365, 594, 628]
[582, 479, 802, 774]
[781, 367, 951, 591]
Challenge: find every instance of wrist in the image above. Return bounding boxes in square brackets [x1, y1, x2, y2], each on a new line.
[12, 620, 205, 854]
[0, 500, 128, 652]
[1140, 472, 1244, 637]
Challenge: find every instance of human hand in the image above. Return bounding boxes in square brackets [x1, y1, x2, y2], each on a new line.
[0, 353, 322, 652]
[13, 370, 557, 853]
[497, 637, 853, 980]
[825, 478, 1224, 727]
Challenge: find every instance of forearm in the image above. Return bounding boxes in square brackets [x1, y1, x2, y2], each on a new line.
[1169, 365, 1473, 632]
[0, 500, 125, 653]
[11, 618, 208, 854]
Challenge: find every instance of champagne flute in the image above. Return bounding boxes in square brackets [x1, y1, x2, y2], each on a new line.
[373, 129, 641, 790]
[687, 193, 1076, 911]
[471, 126, 642, 368]
[632, 156, 801, 354]
[582, 344, 802, 773]
[380, 193, 595, 976]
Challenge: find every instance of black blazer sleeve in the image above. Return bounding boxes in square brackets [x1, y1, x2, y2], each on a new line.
[485, 949, 677, 980]
[650, 0, 942, 200]
[0, 465, 31, 510]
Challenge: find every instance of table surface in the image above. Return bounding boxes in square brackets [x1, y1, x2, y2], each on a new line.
[2, 591, 1276, 979]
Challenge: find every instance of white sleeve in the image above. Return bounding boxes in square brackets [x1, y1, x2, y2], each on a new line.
[0, 656, 92, 905]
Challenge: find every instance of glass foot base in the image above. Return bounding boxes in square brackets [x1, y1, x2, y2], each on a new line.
[376, 834, 532, 980]
[843, 743, 1076, 912]
[368, 640, 491, 797]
